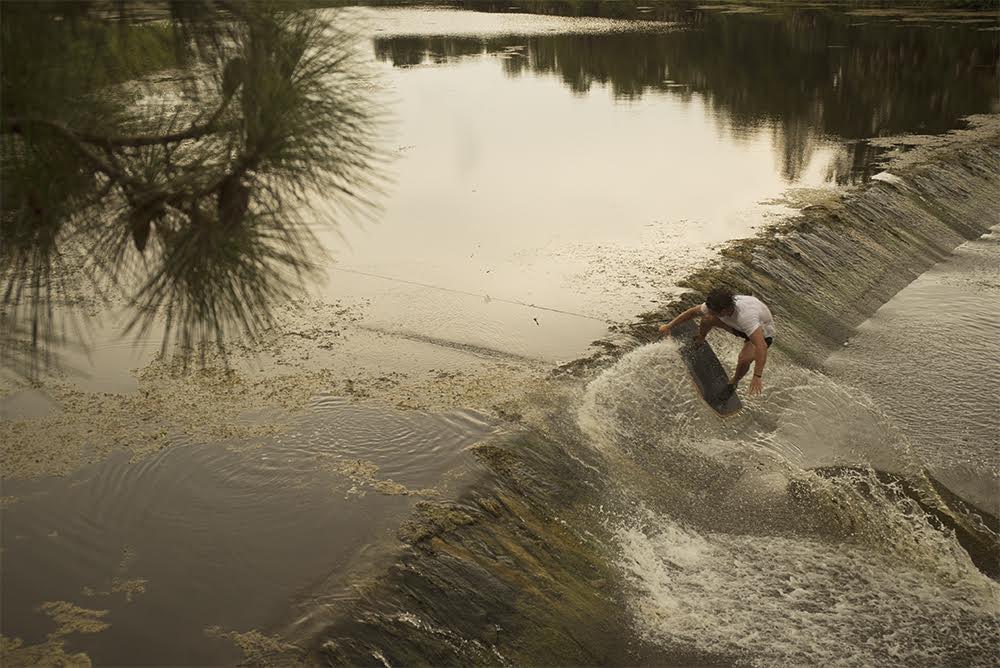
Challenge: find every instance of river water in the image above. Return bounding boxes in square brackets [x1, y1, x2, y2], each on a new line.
[2, 3, 998, 666]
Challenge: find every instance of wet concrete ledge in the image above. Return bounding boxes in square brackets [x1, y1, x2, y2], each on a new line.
[295, 429, 741, 667]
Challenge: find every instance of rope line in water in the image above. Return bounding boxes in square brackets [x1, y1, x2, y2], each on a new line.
[329, 265, 621, 323]
[328, 266, 670, 329]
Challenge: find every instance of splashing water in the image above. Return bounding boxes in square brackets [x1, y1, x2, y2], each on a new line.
[617, 509, 999, 668]
[575, 341, 999, 666]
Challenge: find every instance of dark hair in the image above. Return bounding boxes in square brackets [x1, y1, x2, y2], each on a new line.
[705, 288, 735, 313]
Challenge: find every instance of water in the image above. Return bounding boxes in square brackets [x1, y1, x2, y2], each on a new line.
[827, 227, 1000, 514]
[306, 311, 999, 665]
[2, 3, 999, 665]
[2, 398, 495, 665]
[617, 515, 998, 667]
[317, 3, 998, 363]
[591, 343, 998, 667]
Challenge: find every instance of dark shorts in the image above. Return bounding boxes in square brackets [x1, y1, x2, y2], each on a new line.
[732, 330, 773, 347]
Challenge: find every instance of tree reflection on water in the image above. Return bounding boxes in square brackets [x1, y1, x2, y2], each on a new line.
[1, 1, 385, 377]
[374, 2, 999, 182]
[3, 2, 997, 378]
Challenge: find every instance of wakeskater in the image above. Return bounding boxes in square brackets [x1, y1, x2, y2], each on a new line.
[657, 288, 776, 409]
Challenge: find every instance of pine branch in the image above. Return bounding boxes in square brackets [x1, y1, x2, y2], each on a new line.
[3, 96, 234, 148]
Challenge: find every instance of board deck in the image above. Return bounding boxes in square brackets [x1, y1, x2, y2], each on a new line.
[669, 320, 743, 416]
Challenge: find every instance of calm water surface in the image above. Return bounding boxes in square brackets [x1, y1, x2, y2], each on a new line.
[2, 398, 495, 664]
[314, 5, 998, 363]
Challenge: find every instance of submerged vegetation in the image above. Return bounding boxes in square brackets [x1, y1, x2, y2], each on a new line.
[1, 1, 384, 377]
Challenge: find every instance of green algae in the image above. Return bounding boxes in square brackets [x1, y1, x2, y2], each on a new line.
[38, 602, 110, 637]
[397, 502, 478, 544]
[302, 430, 623, 664]
[204, 626, 301, 667]
[1, 601, 110, 668]
[1, 636, 93, 668]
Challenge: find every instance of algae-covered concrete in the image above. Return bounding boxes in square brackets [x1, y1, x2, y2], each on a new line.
[301, 431, 738, 666]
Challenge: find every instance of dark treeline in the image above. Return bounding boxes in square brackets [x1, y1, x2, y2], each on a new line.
[373, 4, 998, 181]
[328, 0, 1000, 15]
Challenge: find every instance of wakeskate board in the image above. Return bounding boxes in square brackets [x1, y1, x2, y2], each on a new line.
[669, 320, 743, 417]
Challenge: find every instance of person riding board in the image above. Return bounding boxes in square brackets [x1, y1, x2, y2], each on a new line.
[657, 288, 775, 397]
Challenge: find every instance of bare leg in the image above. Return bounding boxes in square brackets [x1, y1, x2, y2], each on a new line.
[730, 340, 756, 386]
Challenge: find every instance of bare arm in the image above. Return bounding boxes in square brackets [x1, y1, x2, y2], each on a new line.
[748, 327, 768, 396]
[658, 305, 703, 334]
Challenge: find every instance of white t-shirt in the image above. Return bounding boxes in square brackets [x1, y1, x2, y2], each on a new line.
[700, 295, 776, 339]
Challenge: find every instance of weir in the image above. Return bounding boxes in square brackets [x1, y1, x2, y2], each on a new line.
[573, 116, 1000, 372]
[289, 119, 1000, 666]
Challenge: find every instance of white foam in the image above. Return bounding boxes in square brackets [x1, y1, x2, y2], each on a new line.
[577, 339, 916, 477]
[576, 340, 719, 458]
[617, 513, 1000, 668]
[872, 171, 905, 185]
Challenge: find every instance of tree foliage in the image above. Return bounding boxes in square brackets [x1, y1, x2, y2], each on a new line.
[1, 0, 384, 376]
